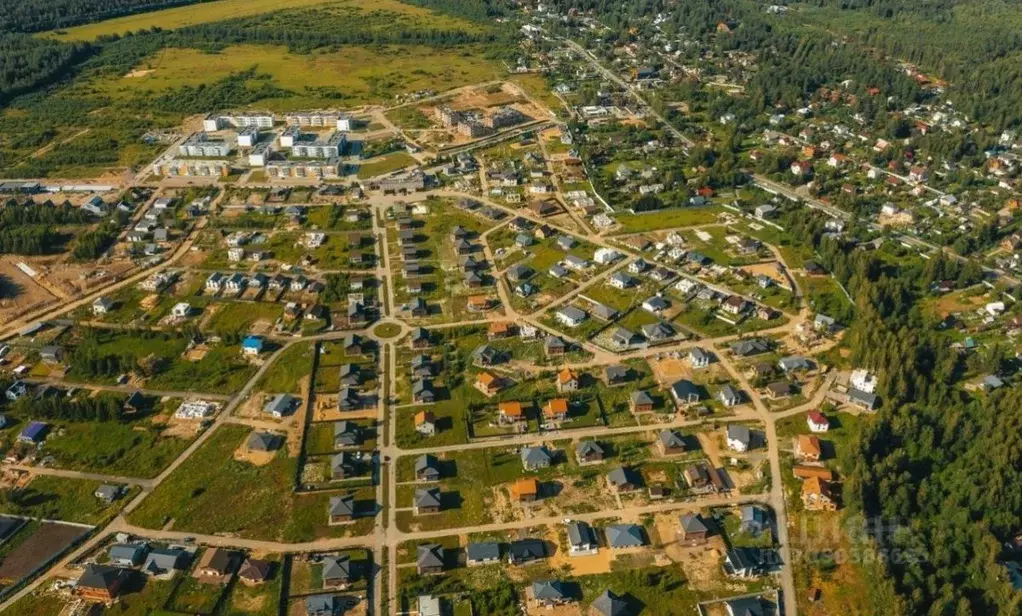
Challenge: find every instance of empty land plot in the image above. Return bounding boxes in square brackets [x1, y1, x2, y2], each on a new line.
[0, 476, 129, 525]
[612, 207, 725, 234]
[357, 152, 418, 179]
[0, 521, 87, 585]
[93, 44, 505, 111]
[127, 425, 372, 541]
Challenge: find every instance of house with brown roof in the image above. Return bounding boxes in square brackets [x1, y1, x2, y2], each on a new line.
[555, 368, 579, 393]
[488, 321, 513, 339]
[498, 401, 525, 425]
[802, 476, 838, 511]
[467, 295, 491, 313]
[194, 548, 239, 583]
[793, 466, 835, 481]
[415, 411, 436, 436]
[76, 565, 131, 603]
[475, 372, 502, 396]
[543, 398, 569, 422]
[238, 558, 272, 585]
[795, 434, 822, 462]
[511, 477, 539, 502]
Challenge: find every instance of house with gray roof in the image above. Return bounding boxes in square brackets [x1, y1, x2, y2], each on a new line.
[730, 338, 770, 357]
[247, 431, 281, 452]
[669, 379, 701, 405]
[575, 440, 605, 465]
[566, 521, 598, 555]
[657, 429, 687, 455]
[338, 387, 363, 411]
[606, 524, 646, 549]
[333, 421, 360, 448]
[726, 597, 764, 616]
[555, 305, 588, 328]
[607, 467, 640, 492]
[142, 548, 189, 577]
[679, 513, 709, 543]
[331, 452, 358, 479]
[322, 555, 352, 589]
[466, 542, 501, 566]
[412, 379, 435, 403]
[591, 589, 630, 616]
[778, 355, 812, 373]
[533, 580, 573, 606]
[414, 488, 442, 515]
[848, 387, 878, 411]
[726, 425, 752, 452]
[630, 390, 654, 413]
[329, 494, 355, 524]
[418, 595, 442, 616]
[263, 393, 299, 418]
[611, 327, 638, 348]
[718, 384, 743, 407]
[304, 594, 337, 616]
[109, 543, 149, 567]
[641, 321, 674, 342]
[416, 544, 445, 574]
[415, 454, 441, 481]
[521, 446, 553, 471]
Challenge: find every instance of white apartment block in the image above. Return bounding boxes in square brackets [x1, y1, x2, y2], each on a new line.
[178, 132, 232, 158]
[204, 112, 274, 130]
[266, 159, 341, 179]
[156, 159, 231, 177]
[286, 112, 354, 131]
[290, 131, 346, 159]
[237, 125, 260, 147]
[248, 142, 272, 167]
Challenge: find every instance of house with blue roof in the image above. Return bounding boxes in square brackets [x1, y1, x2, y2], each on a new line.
[241, 336, 265, 356]
[18, 421, 48, 444]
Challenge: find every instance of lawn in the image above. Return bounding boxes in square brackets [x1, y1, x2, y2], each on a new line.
[45, 0, 483, 41]
[257, 342, 315, 394]
[93, 44, 505, 111]
[612, 206, 724, 233]
[0, 476, 131, 525]
[357, 152, 418, 179]
[222, 554, 283, 616]
[206, 301, 284, 335]
[127, 425, 372, 541]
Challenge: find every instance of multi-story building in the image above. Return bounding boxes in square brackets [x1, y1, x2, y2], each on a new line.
[156, 158, 231, 177]
[290, 131, 346, 159]
[266, 159, 341, 179]
[483, 106, 524, 129]
[223, 113, 274, 128]
[178, 132, 232, 158]
[285, 112, 354, 131]
[434, 106, 461, 127]
[248, 142, 272, 167]
[237, 125, 260, 147]
[457, 120, 492, 138]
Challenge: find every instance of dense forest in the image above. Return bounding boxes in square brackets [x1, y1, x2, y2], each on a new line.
[779, 209, 1022, 616]
[0, 0, 208, 33]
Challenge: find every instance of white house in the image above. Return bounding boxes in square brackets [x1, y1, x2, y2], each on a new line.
[92, 297, 113, 316]
[850, 369, 876, 394]
[594, 248, 621, 265]
[175, 400, 218, 419]
[556, 306, 587, 328]
[228, 247, 245, 262]
[171, 303, 191, 318]
[726, 425, 751, 452]
[807, 411, 830, 433]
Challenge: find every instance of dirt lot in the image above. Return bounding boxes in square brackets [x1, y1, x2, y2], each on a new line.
[652, 512, 728, 591]
[155, 413, 207, 439]
[743, 261, 789, 286]
[649, 357, 691, 386]
[0, 522, 87, 585]
[234, 439, 278, 466]
[38, 259, 135, 298]
[0, 260, 59, 325]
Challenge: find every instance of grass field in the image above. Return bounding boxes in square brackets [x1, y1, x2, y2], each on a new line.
[43, 419, 191, 478]
[257, 342, 314, 394]
[127, 425, 373, 541]
[0, 476, 131, 525]
[357, 152, 417, 179]
[45, 0, 482, 41]
[95, 44, 505, 111]
[612, 206, 725, 233]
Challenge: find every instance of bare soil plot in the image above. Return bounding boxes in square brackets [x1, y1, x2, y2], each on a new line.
[0, 522, 87, 585]
[649, 357, 691, 385]
[743, 261, 788, 286]
[0, 260, 58, 325]
[234, 440, 277, 466]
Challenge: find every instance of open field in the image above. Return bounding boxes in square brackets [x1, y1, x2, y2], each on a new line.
[127, 425, 374, 541]
[612, 207, 725, 233]
[358, 152, 418, 179]
[45, 0, 484, 41]
[95, 44, 505, 111]
[0, 521, 87, 587]
[0, 476, 131, 525]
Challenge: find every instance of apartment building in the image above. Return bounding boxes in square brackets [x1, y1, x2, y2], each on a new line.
[483, 106, 524, 129]
[237, 126, 260, 147]
[178, 132, 232, 158]
[156, 159, 231, 177]
[266, 159, 341, 179]
[286, 112, 354, 131]
[248, 142, 273, 167]
[290, 131, 346, 159]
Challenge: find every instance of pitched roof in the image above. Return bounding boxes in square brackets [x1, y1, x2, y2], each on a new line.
[417, 544, 445, 569]
[606, 524, 645, 548]
[591, 589, 630, 616]
[78, 564, 129, 592]
[466, 542, 501, 562]
[533, 580, 569, 602]
[415, 488, 442, 508]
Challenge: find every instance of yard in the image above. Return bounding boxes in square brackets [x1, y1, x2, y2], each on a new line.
[0, 476, 132, 525]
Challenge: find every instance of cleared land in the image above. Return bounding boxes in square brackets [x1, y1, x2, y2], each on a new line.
[95, 44, 505, 111]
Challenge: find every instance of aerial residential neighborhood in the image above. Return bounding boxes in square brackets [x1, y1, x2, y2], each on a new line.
[0, 1, 1017, 616]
